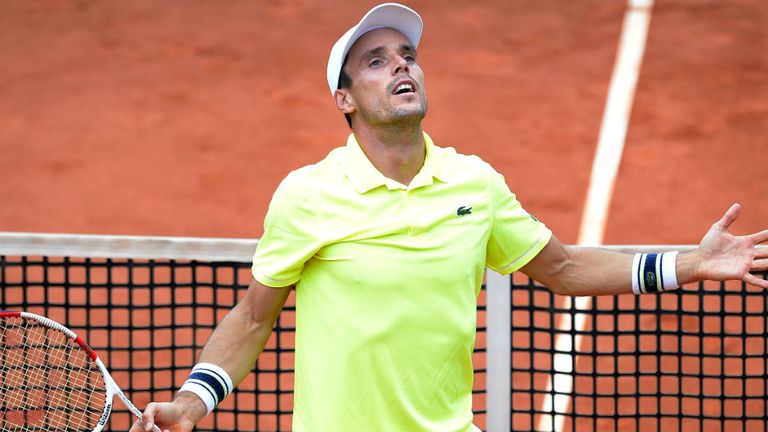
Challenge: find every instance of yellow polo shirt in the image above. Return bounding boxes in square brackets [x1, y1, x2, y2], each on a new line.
[252, 133, 551, 432]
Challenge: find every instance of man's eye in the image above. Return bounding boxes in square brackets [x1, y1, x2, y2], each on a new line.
[369, 59, 383, 67]
[404, 55, 416, 62]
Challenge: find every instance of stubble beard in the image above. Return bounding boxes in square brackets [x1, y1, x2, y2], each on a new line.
[375, 92, 429, 128]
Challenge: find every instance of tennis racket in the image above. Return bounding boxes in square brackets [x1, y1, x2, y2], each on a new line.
[0, 311, 160, 432]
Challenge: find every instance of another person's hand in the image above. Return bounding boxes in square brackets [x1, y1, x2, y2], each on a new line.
[695, 203, 768, 288]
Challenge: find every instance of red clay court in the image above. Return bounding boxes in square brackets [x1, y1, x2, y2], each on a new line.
[1, 1, 766, 431]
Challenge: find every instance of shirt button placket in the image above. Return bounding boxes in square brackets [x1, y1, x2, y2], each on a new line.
[404, 190, 417, 237]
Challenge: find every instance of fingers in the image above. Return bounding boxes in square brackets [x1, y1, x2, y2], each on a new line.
[130, 420, 144, 432]
[714, 203, 741, 230]
[755, 247, 768, 259]
[743, 272, 768, 289]
[130, 419, 160, 432]
[747, 229, 768, 245]
[141, 403, 160, 432]
[752, 259, 768, 272]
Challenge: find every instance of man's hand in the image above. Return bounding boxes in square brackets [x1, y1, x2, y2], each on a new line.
[695, 203, 768, 288]
[129, 393, 206, 432]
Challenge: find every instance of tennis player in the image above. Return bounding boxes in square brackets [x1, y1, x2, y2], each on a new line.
[133, 3, 768, 432]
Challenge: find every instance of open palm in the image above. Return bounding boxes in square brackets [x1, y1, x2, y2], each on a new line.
[696, 204, 768, 288]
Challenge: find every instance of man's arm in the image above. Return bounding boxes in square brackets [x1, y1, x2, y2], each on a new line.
[132, 279, 292, 432]
[521, 204, 768, 296]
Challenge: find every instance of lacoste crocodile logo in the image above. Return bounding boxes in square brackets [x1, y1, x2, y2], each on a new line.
[645, 271, 656, 289]
[456, 206, 472, 217]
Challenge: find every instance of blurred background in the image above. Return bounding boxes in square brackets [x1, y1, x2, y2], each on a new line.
[1, 0, 766, 243]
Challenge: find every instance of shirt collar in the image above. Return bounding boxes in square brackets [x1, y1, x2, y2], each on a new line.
[342, 131, 449, 194]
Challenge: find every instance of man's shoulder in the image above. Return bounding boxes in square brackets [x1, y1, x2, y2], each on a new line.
[433, 144, 497, 178]
[279, 146, 346, 188]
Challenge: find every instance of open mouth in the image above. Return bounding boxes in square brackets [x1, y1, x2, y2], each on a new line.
[392, 82, 415, 95]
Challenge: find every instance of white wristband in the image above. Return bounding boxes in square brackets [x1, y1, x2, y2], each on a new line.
[660, 251, 679, 290]
[179, 363, 234, 415]
[632, 251, 679, 294]
[631, 253, 643, 295]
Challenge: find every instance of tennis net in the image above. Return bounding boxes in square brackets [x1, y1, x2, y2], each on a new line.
[0, 233, 765, 431]
[505, 268, 768, 431]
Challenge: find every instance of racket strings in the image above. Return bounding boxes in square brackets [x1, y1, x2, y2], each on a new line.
[1, 317, 106, 432]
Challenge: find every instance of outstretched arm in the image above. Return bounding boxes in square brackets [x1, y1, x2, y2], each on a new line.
[520, 203, 768, 296]
[131, 279, 292, 432]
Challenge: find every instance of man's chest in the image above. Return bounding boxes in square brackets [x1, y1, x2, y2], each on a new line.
[312, 184, 491, 263]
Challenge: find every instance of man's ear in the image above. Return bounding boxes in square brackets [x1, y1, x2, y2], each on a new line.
[334, 89, 355, 115]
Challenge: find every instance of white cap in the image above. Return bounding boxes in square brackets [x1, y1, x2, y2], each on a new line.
[326, 3, 423, 95]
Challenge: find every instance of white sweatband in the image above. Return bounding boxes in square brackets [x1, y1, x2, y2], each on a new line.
[631, 253, 643, 295]
[631, 251, 679, 294]
[179, 363, 234, 415]
[661, 251, 679, 290]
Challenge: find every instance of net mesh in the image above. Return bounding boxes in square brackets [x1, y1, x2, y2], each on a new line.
[0, 237, 765, 431]
[0, 314, 105, 432]
[509, 272, 768, 431]
[0, 254, 488, 431]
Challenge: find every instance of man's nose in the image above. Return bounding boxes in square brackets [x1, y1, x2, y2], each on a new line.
[393, 56, 410, 74]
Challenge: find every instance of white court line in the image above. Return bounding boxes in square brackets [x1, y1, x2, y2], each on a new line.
[535, 0, 654, 430]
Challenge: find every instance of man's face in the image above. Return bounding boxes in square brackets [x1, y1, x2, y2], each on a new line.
[340, 28, 428, 127]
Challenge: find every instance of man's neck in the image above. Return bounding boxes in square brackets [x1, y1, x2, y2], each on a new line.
[353, 123, 425, 186]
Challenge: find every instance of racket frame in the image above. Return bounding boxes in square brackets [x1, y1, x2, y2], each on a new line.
[0, 311, 160, 432]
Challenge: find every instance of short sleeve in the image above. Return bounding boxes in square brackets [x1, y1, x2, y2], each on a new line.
[485, 172, 552, 275]
[252, 171, 324, 287]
